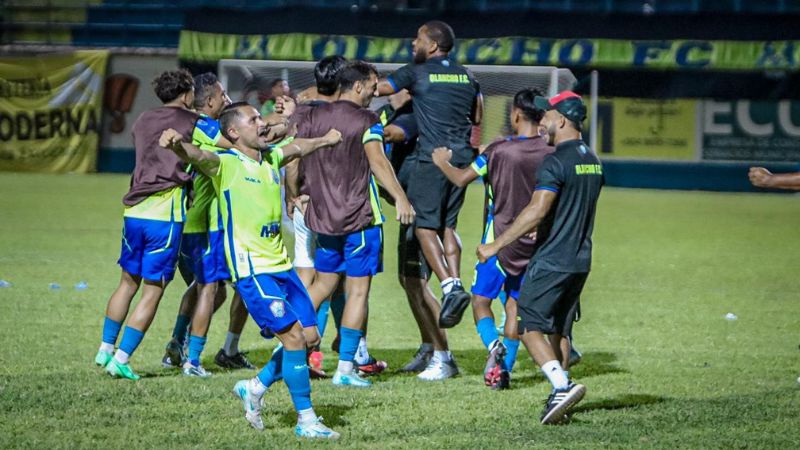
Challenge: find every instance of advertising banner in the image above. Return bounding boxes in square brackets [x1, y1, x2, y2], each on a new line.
[0, 50, 108, 173]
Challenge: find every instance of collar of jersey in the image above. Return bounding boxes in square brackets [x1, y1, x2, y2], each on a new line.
[226, 147, 263, 165]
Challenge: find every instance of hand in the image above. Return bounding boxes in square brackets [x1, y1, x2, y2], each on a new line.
[395, 197, 416, 225]
[476, 243, 497, 264]
[478, 144, 488, 155]
[749, 167, 773, 188]
[159, 129, 183, 151]
[293, 194, 310, 215]
[431, 147, 452, 167]
[275, 95, 296, 117]
[525, 230, 537, 242]
[323, 129, 342, 146]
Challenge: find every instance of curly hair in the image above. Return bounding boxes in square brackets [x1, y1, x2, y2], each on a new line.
[152, 69, 194, 103]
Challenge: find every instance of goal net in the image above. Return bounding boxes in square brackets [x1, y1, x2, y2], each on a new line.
[218, 59, 578, 146]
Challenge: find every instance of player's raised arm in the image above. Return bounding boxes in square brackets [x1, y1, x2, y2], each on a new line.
[278, 129, 342, 166]
[472, 92, 484, 125]
[432, 147, 480, 187]
[749, 167, 800, 190]
[476, 189, 557, 263]
[364, 139, 415, 224]
[160, 128, 220, 177]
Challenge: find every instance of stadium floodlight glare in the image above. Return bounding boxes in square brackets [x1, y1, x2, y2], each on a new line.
[218, 59, 581, 146]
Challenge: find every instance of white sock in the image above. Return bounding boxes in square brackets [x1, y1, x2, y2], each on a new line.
[541, 360, 570, 390]
[223, 332, 241, 356]
[99, 342, 114, 354]
[337, 360, 354, 374]
[433, 350, 450, 362]
[355, 337, 370, 365]
[113, 350, 130, 365]
[297, 408, 317, 425]
[420, 343, 433, 353]
[441, 277, 456, 295]
[248, 377, 267, 397]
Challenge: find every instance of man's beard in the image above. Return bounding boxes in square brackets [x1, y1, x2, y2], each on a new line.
[413, 48, 427, 64]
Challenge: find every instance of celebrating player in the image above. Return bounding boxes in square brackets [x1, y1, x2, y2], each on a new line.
[161, 102, 342, 438]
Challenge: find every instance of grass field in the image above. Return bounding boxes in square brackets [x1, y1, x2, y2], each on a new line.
[0, 172, 798, 449]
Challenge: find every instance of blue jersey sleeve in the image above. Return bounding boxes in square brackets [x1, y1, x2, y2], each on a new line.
[387, 64, 417, 93]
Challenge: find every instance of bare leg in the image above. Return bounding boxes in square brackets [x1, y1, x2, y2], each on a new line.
[503, 297, 519, 340]
[212, 281, 227, 312]
[105, 270, 142, 322]
[188, 282, 217, 337]
[228, 289, 248, 334]
[341, 276, 371, 331]
[400, 274, 433, 344]
[442, 227, 461, 279]
[306, 271, 340, 310]
[471, 294, 494, 327]
[296, 267, 315, 288]
[410, 277, 448, 351]
[125, 279, 169, 333]
[415, 227, 449, 283]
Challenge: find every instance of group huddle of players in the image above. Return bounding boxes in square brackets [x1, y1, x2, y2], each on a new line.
[92, 20, 603, 439]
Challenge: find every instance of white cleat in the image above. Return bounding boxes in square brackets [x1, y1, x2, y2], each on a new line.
[295, 417, 340, 439]
[232, 380, 264, 430]
[417, 354, 459, 381]
[332, 370, 372, 388]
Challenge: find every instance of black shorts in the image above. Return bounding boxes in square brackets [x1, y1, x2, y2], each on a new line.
[397, 223, 430, 280]
[516, 262, 588, 337]
[406, 159, 467, 230]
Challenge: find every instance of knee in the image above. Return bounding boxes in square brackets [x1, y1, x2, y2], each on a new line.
[471, 295, 490, 310]
[305, 329, 321, 349]
[281, 324, 307, 350]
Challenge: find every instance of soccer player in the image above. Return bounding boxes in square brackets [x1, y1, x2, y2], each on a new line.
[160, 72, 256, 376]
[94, 69, 199, 380]
[160, 102, 342, 438]
[298, 61, 415, 388]
[377, 20, 483, 330]
[477, 91, 602, 424]
[432, 88, 554, 388]
[378, 91, 456, 379]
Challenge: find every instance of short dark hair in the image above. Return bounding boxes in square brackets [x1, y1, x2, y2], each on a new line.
[269, 78, 285, 88]
[337, 60, 378, 93]
[423, 20, 455, 53]
[218, 101, 251, 142]
[513, 88, 545, 123]
[152, 69, 194, 104]
[193, 72, 219, 109]
[315, 55, 348, 96]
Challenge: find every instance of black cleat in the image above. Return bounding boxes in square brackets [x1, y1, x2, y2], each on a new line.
[438, 285, 471, 328]
[540, 382, 586, 425]
[214, 349, 256, 370]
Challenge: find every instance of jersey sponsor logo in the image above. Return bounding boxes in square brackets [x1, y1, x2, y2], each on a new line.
[244, 176, 261, 184]
[269, 299, 285, 318]
[428, 73, 471, 84]
[575, 164, 603, 175]
[260, 223, 280, 238]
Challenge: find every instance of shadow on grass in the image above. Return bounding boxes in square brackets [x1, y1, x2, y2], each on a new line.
[277, 403, 354, 428]
[571, 393, 666, 414]
[511, 351, 628, 387]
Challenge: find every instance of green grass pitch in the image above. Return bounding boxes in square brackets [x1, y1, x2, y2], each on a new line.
[0, 172, 798, 449]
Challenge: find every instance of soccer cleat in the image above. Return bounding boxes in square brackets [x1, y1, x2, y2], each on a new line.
[483, 340, 507, 388]
[106, 358, 141, 380]
[307, 351, 329, 379]
[496, 369, 511, 390]
[214, 349, 256, 370]
[94, 350, 113, 368]
[417, 354, 459, 381]
[438, 285, 472, 328]
[162, 338, 185, 368]
[401, 346, 433, 373]
[540, 382, 586, 425]
[182, 363, 212, 378]
[357, 357, 388, 376]
[295, 417, 340, 440]
[569, 346, 583, 367]
[232, 380, 264, 430]
[332, 370, 372, 388]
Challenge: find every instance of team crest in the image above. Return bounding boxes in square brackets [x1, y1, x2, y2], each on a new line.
[269, 300, 285, 318]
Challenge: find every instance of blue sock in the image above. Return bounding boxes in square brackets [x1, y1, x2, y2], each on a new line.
[257, 346, 284, 388]
[102, 317, 122, 345]
[476, 317, 499, 349]
[339, 327, 362, 362]
[188, 335, 207, 366]
[118, 326, 145, 357]
[316, 300, 331, 338]
[331, 292, 346, 333]
[283, 349, 312, 412]
[503, 338, 520, 372]
[172, 314, 191, 346]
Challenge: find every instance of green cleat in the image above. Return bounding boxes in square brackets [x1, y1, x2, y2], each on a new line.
[106, 358, 141, 380]
[94, 350, 113, 368]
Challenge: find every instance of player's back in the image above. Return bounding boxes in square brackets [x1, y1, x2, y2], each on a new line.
[299, 100, 383, 235]
[124, 106, 197, 206]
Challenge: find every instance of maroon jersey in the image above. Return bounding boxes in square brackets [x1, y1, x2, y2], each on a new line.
[297, 100, 384, 235]
[473, 135, 554, 275]
[123, 106, 198, 206]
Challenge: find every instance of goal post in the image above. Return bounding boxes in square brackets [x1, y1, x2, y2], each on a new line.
[218, 59, 581, 147]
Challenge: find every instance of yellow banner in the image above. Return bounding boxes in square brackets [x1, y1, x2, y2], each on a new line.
[0, 50, 108, 173]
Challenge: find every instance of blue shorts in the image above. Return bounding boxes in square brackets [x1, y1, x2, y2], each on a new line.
[314, 225, 383, 277]
[118, 217, 183, 283]
[179, 231, 230, 284]
[471, 256, 522, 301]
[235, 269, 318, 335]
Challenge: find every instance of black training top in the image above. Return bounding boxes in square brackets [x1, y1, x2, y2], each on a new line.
[377, 102, 418, 175]
[387, 56, 480, 165]
[532, 138, 604, 273]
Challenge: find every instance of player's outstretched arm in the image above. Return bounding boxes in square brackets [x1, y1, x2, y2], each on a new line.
[432, 147, 479, 187]
[749, 167, 800, 190]
[278, 129, 342, 167]
[364, 140, 416, 224]
[160, 129, 220, 177]
[472, 92, 484, 125]
[376, 79, 397, 97]
[476, 189, 557, 263]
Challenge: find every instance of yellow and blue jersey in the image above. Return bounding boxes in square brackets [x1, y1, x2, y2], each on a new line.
[184, 115, 224, 234]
